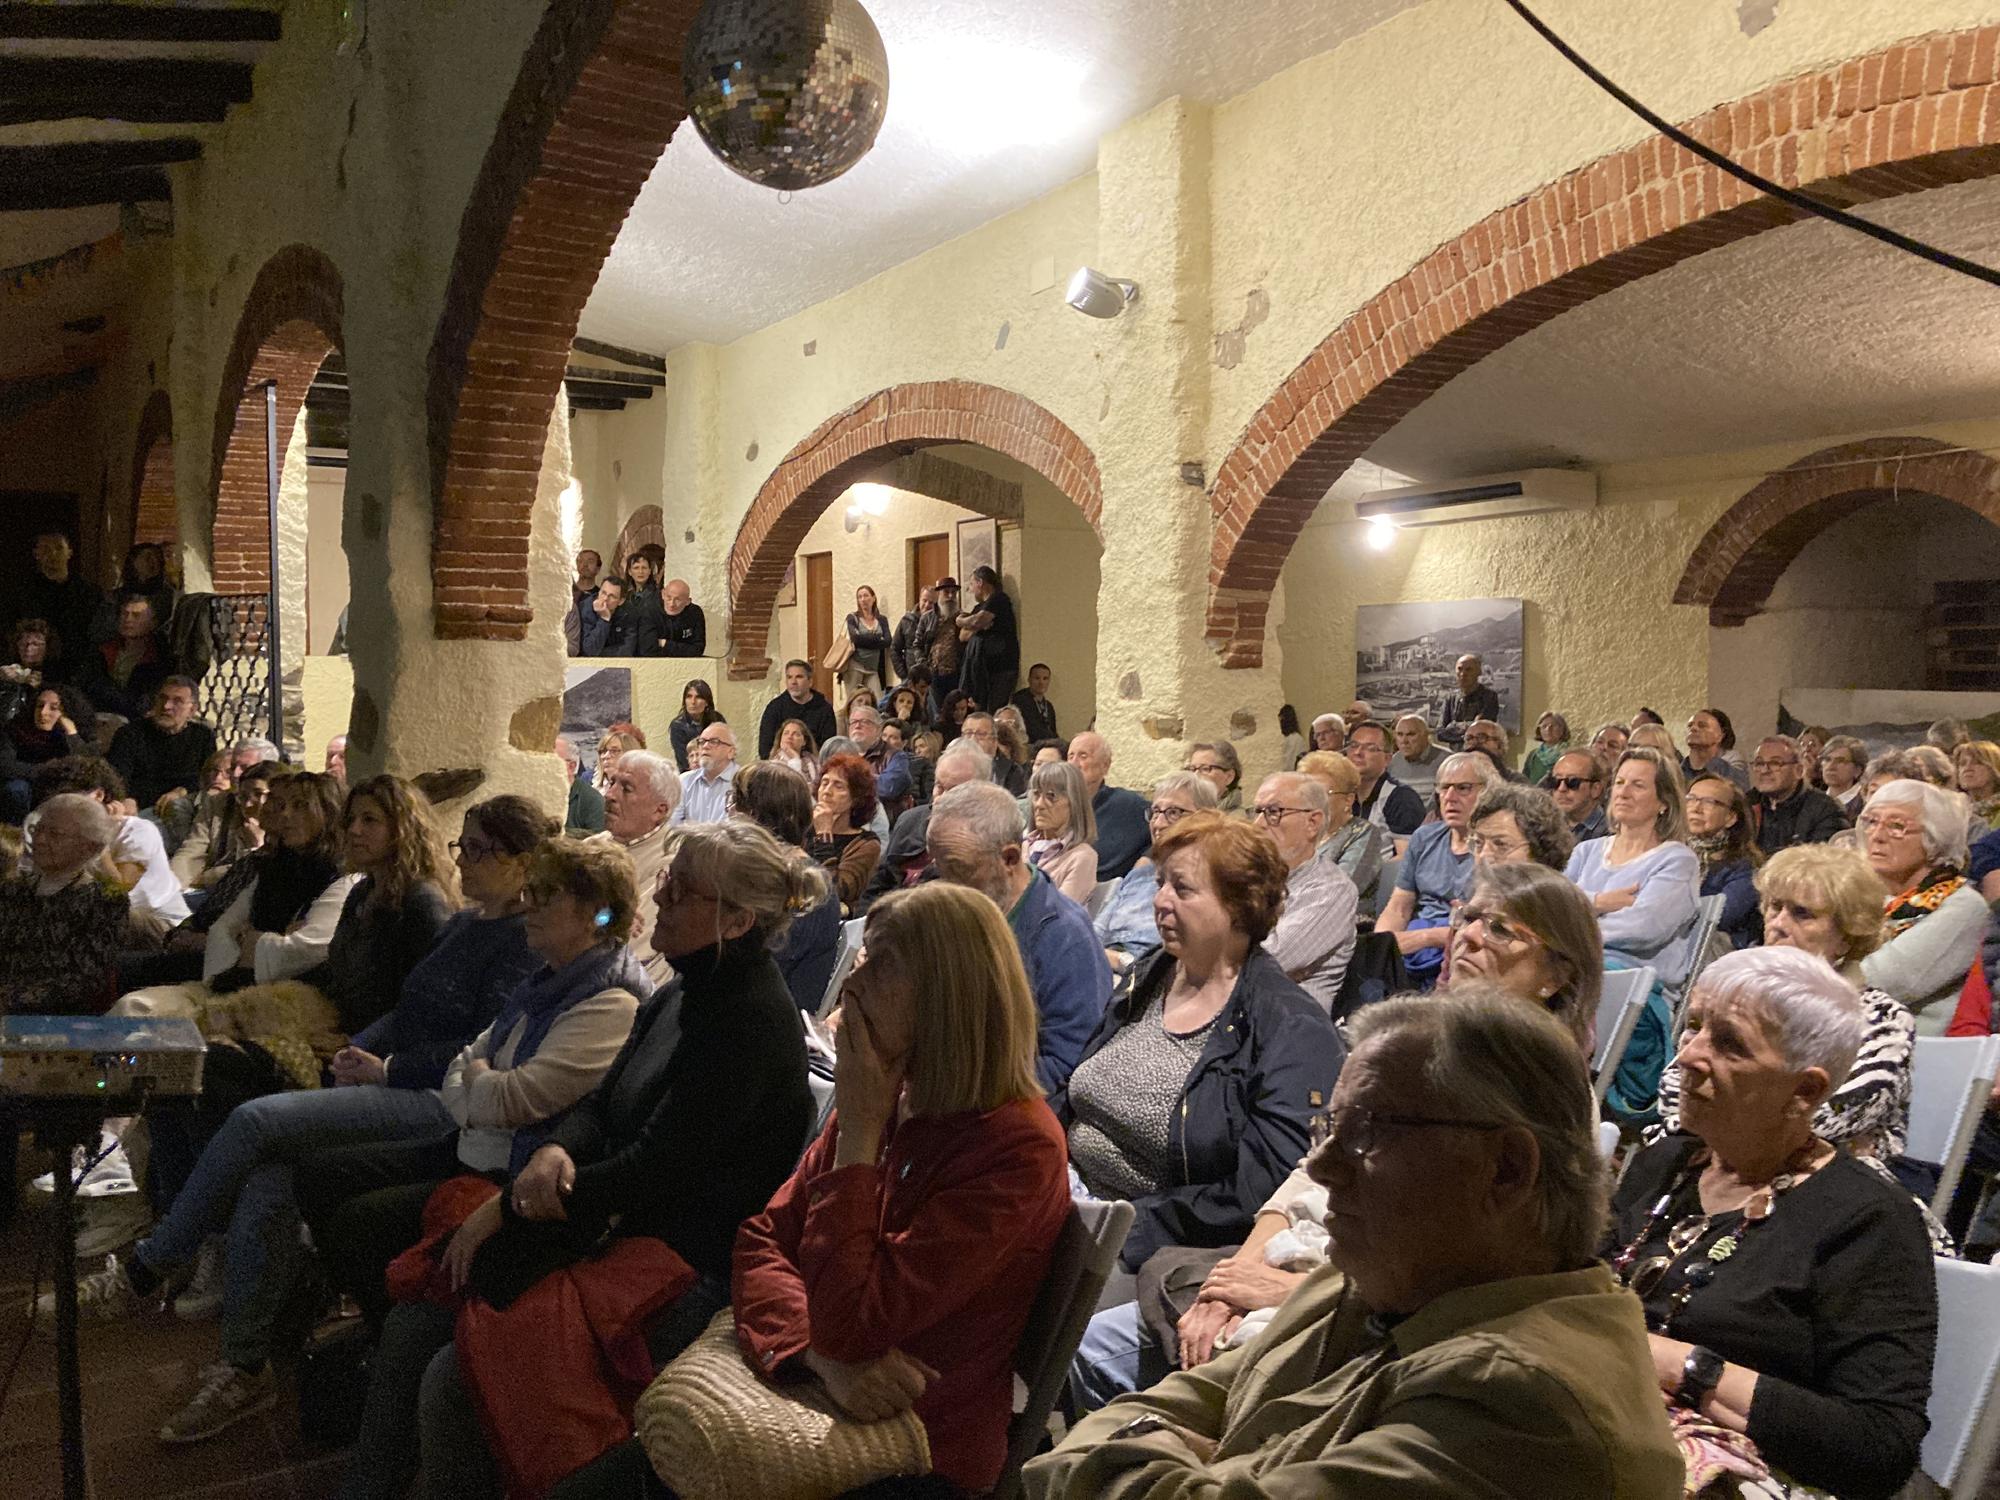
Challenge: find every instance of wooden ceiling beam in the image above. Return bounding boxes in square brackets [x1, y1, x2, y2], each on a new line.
[0, 5, 281, 43]
[0, 58, 252, 126]
[0, 166, 171, 211]
[571, 335, 665, 373]
[0, 138, 201, 177]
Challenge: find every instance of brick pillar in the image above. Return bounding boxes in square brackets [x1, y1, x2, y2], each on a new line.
[1092, 99, 1285, 789]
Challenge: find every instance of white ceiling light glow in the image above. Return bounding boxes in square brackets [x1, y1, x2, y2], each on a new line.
[886, 41, 1091, 154]
[1366, 515, 1398, 551]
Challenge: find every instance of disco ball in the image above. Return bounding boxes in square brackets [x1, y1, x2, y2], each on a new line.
[683, 0, 890, 192]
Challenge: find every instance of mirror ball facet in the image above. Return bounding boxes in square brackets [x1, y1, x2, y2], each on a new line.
[684, 0, 890, 192]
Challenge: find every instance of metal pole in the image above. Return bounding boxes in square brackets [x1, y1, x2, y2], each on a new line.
[262, 380, 283, 750]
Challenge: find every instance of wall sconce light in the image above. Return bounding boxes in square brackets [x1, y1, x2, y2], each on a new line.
[1066, 266, 1139, 319]
[1366, 515, 1398, 552]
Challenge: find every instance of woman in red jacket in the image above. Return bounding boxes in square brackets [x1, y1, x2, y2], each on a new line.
[731, 878, 1071, 1494]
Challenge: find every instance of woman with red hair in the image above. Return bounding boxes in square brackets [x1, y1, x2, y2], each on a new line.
[807, 752, 881, 914]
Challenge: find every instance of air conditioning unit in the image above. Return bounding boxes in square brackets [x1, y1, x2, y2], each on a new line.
[1355, 468, 1597, 528]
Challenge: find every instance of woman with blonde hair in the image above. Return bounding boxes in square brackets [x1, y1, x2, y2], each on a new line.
[591, 722, 647, 794]
[1026, 758, 1099, 904]
[1522, 710, 1571, 786]
[1296, 748, 1391, 904]
[768, 716, 819, 786]
[1954, 739, 2000, 829]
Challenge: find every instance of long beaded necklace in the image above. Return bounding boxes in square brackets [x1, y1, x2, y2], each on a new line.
[1610, 1136, 1829, 1334]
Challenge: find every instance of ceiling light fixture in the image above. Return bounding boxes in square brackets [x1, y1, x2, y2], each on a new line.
[1366, 515, 1399, 551]
[1066, 267, 1139, 320]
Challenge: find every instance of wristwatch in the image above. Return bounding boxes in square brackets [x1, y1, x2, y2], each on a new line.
[1676, 1346, 1725, 1409]
[1110, 1415, 1177, 1441]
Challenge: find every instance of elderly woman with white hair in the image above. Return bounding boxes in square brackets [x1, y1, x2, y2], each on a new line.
[0, 791, 130, 1014]
[1856, 778, 1990, 1032]
[1606, 946, 1935, 1500]
[1376, 750, 1498, 987]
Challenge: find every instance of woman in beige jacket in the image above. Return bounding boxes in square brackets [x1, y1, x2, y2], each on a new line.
[1027, 759, 1099, 905]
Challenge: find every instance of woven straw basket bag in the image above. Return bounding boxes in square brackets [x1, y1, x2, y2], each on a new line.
[634, 1308, 932, 1500]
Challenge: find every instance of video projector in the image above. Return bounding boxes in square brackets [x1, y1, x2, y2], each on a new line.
[0, 1015, 206, 1102]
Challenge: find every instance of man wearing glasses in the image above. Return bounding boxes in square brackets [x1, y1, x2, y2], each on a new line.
[1749, 734, 1847, 855]
[1345, 722, 1425, 838]
[1029, 992, 1682, 1499]
[1250, 774, 1358, 1015]
[1544, 750, 1608, 842]
[672, 723, 739, 825]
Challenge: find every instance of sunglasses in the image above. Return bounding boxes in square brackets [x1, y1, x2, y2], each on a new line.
[1549, 776, 1597, 790]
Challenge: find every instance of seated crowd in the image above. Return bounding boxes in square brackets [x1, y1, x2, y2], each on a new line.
[12, 646, 2000, 1500]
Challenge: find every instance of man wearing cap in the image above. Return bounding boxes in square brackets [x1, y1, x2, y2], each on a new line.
[914, 576, 963, 720]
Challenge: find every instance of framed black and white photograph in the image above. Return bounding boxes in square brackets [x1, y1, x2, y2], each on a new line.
[1356, 598, 1524, 735]
[562, 665, 633, 778]
[956, 516, 997, 582]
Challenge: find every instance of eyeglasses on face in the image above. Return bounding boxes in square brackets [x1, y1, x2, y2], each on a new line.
[1147, 803, 1193, 824]
[1549, 775, 1597, 791]
[1185, 762, 1228, 777]
[1448, 903, 1540, 946]
[1250, 804, 1312, 824]
[1436, 781, 1483, 796]
[1750, 758, 1798, 771]
[1685, 794, 1732, 812]
[447, 838, 498, 864]
[1466, 833, 1525, 858]
[1856, 813, 1922, 840]
[1309, 1104, 1506, 1160]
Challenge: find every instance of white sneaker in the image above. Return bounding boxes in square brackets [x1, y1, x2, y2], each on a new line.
[173, 1236, 225, 1322]
[34, 1253, 143, 1325]
[157, 1360, 275, 1445]
[32, 1134, 139, 1199]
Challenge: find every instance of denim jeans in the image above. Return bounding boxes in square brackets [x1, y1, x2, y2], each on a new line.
[135, 1084, 453, 1368]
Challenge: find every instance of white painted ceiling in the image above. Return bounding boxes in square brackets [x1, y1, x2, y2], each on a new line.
[580, 0, 1423, 351]
[1367, 177, 2000, 480]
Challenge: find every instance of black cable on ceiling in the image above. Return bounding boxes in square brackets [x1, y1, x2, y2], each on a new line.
[1498, 0, 2000, 290]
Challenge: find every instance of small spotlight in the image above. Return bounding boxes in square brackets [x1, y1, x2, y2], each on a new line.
[1066, 266, 1139, 319]
[1366, 515, 1398, 551]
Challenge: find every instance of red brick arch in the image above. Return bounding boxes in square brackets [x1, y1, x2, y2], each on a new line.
[1676, 436, 2000, 625]
[1207, 23, 2000, 667]
[129, 388, 176, 553]
[725, 381, 1103, 680]
[208, 244, 344, 593]
[426, 0, 697, 641]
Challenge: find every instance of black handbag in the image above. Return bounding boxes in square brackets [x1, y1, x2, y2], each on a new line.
[297, 1318, 375, 1449]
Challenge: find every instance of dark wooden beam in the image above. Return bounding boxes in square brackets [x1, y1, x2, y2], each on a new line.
[568, 395, 628, 412]
[565, 362, 665, 388]
[571, 335, 665, 373]
[565, 378, 654, 403]
[0, 138, 201, 179]
[0, 167, 170, 211]
[0, 5, 281, 42]
[0, 58, 253, 126]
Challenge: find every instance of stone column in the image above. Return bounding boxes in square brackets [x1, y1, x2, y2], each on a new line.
[1092, 98, 1286, 789]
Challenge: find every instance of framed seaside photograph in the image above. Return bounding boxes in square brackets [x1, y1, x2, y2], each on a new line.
[956, 516, 997, 581]
[1355, 598, 1525, 735]
[562, 666, 633, 779]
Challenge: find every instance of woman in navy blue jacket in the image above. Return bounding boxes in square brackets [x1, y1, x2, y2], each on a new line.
[1687, 773, 1764, 949]
[1050, 813, 1346, 1282]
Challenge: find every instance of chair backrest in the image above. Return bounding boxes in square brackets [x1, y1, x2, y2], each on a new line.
[991, 1198, 1135, 1500]
[814, 918, 867, 1020]
[1370, 857, 1402, 918]
[1907, 1035, 2000, 1217]
[1668, 894, 1730, 1038]
[1085, 880, 1116, 919]
[1921, 1256, 2000, 1494]
[1591, 967, 1656, 1107]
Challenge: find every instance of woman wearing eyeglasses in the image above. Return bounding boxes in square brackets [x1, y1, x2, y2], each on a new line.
[1296, 749, 1393, 906]
[1026, 758, 1100, 904]
[1855, 778, 1990, 1032]
[1446, 861, 1602, 1056]
[1093, 771, 1218, 974]
[1685, 773, 1763, 951]
[1602, 946, 1935, 1500]
[1183, 741, 1243, 815]
[1467, 782, 1573, 872]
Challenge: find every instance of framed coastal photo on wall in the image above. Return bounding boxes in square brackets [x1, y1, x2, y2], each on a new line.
[956, 516, 997, 581]
[562, 666, 633, 780]
[1356, 598, 1524, 735]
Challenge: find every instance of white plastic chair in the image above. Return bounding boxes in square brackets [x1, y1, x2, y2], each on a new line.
[1668, 893, 1730, 1038]
[1085, 880, 1116, 919]
[1917, 1256, 2000, 1496]
[1907, 1036, 2000, 1219]
[1591, 967, 1656, 1107]
[814, 918, 866, 1021]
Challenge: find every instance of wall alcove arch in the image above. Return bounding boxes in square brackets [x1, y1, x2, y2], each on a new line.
[723, 381, 1102, 680]
[1206, 23, 2000, 669]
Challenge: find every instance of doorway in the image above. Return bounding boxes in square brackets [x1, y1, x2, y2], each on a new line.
[908, 534, 949, 613]
[804, 551, 834, 701]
